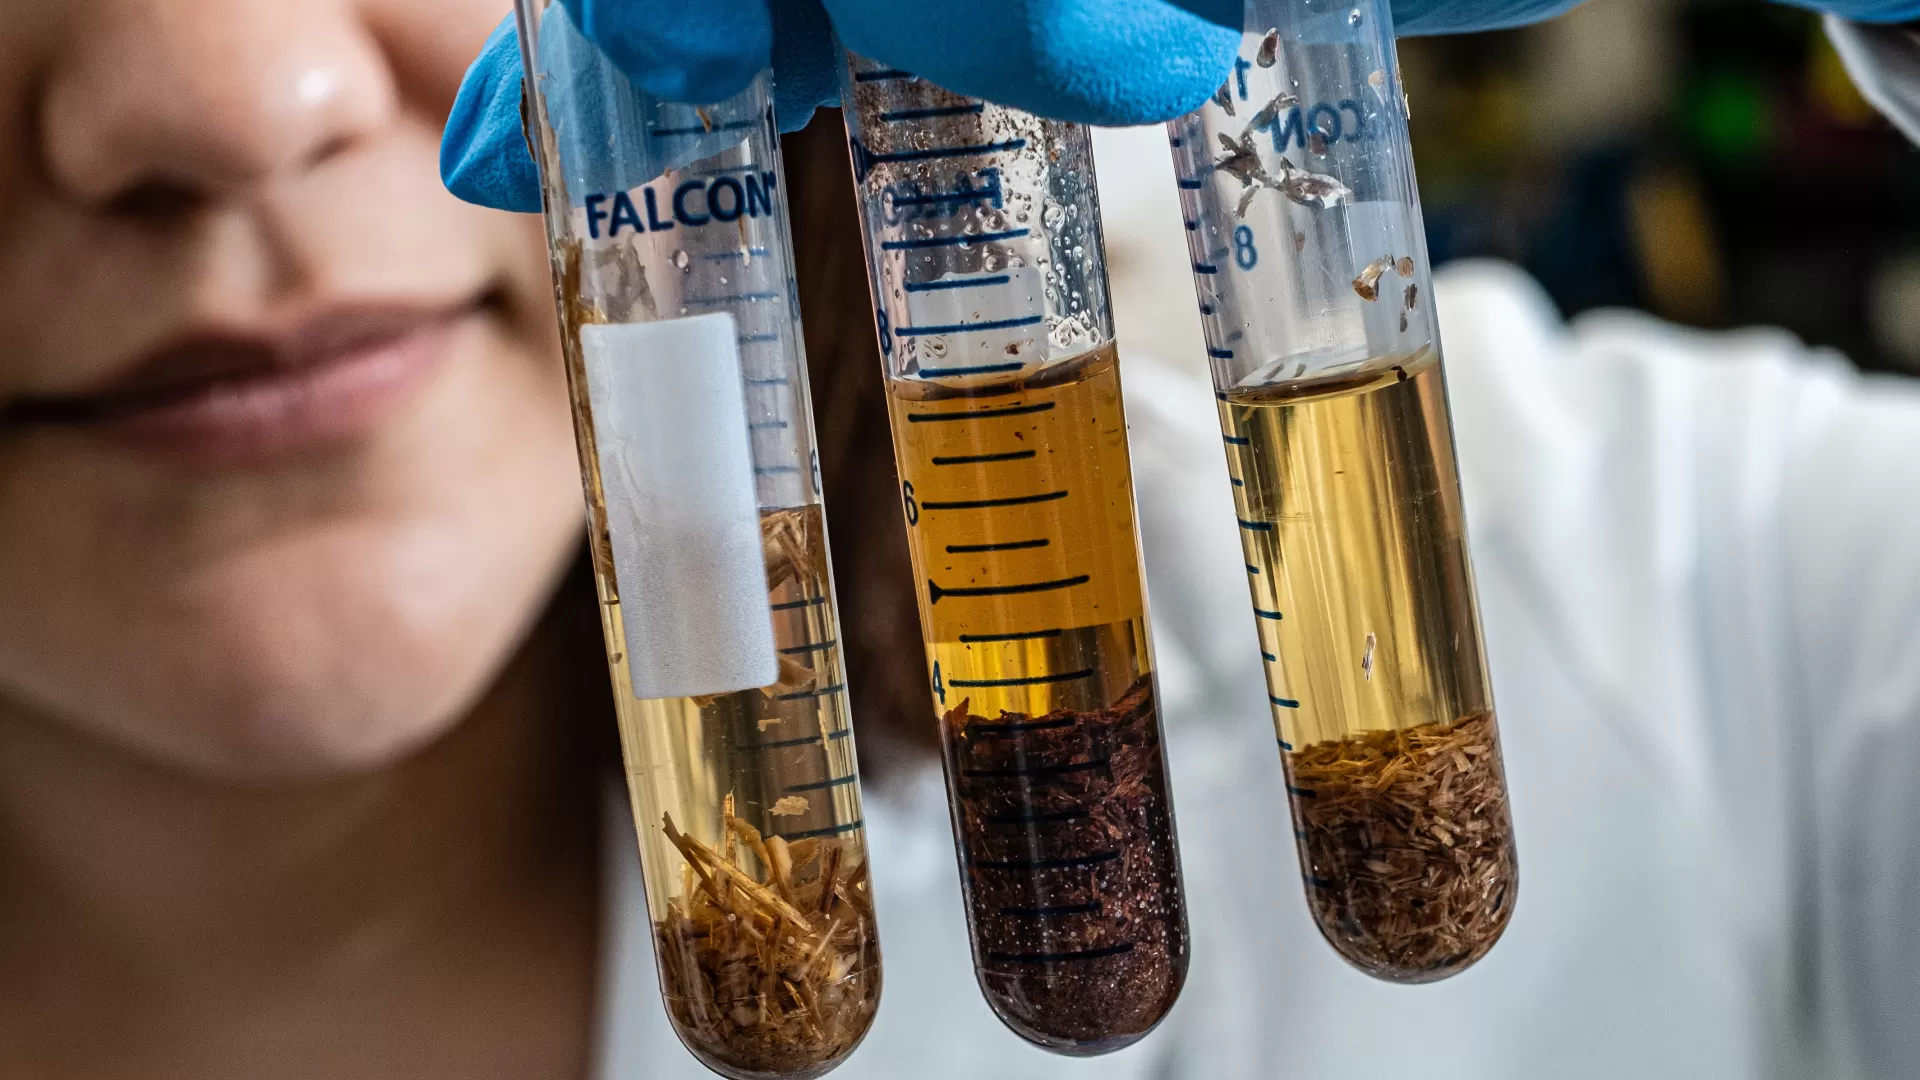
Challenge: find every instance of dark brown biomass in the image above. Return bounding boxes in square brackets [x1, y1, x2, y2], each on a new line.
[943, 677, 1187, 1054]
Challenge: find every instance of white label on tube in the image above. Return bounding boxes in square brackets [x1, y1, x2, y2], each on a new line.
[580, 314, 778, 700]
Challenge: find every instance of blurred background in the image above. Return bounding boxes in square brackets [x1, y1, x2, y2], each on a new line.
[1096, 0, 1920, 375]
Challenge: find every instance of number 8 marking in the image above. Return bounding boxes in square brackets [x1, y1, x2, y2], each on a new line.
[1233, 225, 1258, 270]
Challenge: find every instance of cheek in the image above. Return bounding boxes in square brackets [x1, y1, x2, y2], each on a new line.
[368, 0, 512, 115]
[0, 319, 584, 782]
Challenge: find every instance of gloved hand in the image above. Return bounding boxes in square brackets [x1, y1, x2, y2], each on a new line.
[443, 0, 1588, 213]
[1775, 0, 1920, 21]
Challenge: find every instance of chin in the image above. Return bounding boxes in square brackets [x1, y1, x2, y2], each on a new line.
[46, 516, 577, 785]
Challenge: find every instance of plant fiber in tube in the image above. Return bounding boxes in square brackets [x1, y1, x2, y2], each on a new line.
[581, 313, 778, 699]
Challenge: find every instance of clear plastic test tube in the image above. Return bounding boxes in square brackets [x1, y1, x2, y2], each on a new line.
[515, 5, 880, 1076]
[1167, 0, 1516, 982]
[841, 57, 1187, 1054]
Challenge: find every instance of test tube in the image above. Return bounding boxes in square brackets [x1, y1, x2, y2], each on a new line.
[1167, 0, 1517, 981]
[515, 5, 880, 1076]
[841, 58, 1187, 1053]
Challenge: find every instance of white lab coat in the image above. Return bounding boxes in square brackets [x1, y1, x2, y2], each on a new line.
[592, 23, 1920, 1080]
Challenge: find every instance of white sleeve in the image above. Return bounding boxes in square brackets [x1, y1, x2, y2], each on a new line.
[1439, 259, 1920, 1077]
[1828, 16, 1920, 145]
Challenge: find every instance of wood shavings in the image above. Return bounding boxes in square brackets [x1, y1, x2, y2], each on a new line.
[770, 796, 810, 817]
[656, 807, 878, 1074]
[1285, 712, 1516, 982]
[1404, 282, 1419, 311]
[1213, 82, 1236, 117]
[1361, 632, 1376, 681]
[761, 506, 819, 594]
[760, 506, 828, 700]
[1397, 256, 1415, 277]
[1256, 28, 1280, 67]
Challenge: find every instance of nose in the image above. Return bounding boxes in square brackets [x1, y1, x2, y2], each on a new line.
[39, 1, 397, 215]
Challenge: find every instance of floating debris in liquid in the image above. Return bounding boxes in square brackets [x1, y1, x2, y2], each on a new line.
[1236, 185, 1260, 218]
[770, 796, 811, 817]
[1214, 132, 1263, 185]
[1213, 82, 1236, 117]
[1404, 282, 1420, 311]
[1397, 256, 1415, 278]
[1216, 128, 1353, 218]
[1271, 159, 1353, 210]
[1248, 91, 1301, 131]
[1257, 29, 1281, 67]
[1353, 255, 1395, 301]
[1362, 631, 1377, 681]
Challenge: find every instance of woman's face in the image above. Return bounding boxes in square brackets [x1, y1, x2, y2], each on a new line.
[0, 0, 582, 780]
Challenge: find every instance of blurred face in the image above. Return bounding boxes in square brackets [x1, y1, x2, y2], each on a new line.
[0, 0, 582, 780]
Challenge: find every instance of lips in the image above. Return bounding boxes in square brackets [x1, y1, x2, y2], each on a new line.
[0, 302, 479, 468]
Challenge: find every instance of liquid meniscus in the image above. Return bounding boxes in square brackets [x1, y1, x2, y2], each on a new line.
[887, 343, 1188, 1053]
[1219, 349, 1517, 982]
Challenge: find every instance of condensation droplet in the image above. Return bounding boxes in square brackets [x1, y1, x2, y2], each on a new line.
[1349, 8, 1362, 24]
[671, 250, 690, 270]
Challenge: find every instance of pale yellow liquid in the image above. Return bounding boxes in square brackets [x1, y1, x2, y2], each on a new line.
[559, 306, 877, 1077]
[1217, 350, 1493, 751]
[597, 507, 866, 885]
[886, 344, 1152, 719]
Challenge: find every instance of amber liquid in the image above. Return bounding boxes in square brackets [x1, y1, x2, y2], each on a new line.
[886, 343, 1186, 1053]
[1218, 350, 1515, 980]
[890, 343, 1152, 717]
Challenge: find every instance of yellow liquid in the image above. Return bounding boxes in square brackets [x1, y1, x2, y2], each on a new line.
[1219, 351, 1515, 981]
[597, 503, 879, 1079]
[1218, 350, 1493, 750]
[558, 297, 878, 1076]
[887, 343, 1152, 716]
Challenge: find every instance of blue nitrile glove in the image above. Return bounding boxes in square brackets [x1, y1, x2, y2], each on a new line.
[1775, 0, 1920, 21]
[442, 0, 1588, 213]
